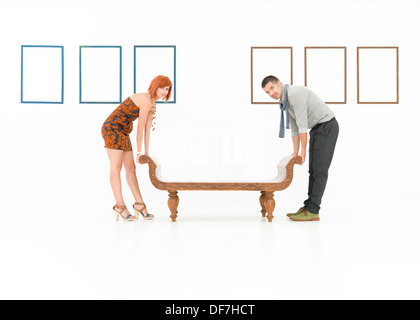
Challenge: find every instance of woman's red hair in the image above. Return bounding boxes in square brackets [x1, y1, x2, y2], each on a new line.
[148, 75, 172, 102]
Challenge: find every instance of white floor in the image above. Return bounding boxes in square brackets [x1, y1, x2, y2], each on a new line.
[1, 189, 420, 300]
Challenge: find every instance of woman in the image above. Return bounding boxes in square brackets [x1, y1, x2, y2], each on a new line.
[101, 75, 172, 221]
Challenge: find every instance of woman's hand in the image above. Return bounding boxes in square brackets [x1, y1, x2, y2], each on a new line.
[136, 153, 143, 164]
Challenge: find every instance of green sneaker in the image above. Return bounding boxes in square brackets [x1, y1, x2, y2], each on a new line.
[289, 209, 320, 221]
[286, 207, 304, 218]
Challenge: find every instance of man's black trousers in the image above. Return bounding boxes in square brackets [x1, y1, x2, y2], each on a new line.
[304, 117, 339, 214]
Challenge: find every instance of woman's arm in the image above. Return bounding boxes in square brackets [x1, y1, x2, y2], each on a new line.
[136, 96, 151, 157]
[144, 112, 153, 155]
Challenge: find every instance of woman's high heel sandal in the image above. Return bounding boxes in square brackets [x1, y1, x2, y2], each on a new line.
[113, 204, 136, 221]
[133, 202, 154, 220]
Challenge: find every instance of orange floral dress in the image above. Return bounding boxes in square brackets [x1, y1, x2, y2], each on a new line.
[101, 97, 139, 151]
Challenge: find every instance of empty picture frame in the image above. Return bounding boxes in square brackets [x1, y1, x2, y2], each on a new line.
[79, 46, 122, 104]
[251, 47, 293, 104]
[357, 47, 399, 104]
[21, 45, 64, 104]
[305, 47, 347, 104]
[134, 46, 176, 103]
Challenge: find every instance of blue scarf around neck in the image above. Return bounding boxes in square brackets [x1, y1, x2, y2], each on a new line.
[279, 84, 290, 138]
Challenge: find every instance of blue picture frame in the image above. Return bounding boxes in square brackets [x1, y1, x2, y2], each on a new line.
[134, 45, 176, 104]
[79, 45, 122, 104]
[21, 45, 64, 104]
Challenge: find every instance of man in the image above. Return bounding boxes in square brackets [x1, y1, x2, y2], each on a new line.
[262, 76, 339, 221]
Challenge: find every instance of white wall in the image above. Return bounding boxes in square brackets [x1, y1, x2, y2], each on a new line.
[0, 0, 419, 216]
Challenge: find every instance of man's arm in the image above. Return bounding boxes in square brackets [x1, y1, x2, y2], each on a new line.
[288, 88, 308, 165]
[299, 132, 307, 164]
[292, 135, 300, 156]
[291, 133, 307, 165]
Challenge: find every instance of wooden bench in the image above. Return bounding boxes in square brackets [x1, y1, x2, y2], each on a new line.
[139, 155, 302, 222]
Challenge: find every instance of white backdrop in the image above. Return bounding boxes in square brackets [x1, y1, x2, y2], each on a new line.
[1, 0, 420, 299]
[1, 0, 417, 204]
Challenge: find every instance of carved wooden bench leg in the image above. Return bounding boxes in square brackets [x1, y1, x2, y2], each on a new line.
[259, 191, 267, 218]
[168, 190, 179, 222]
[264, 191, 275, 222]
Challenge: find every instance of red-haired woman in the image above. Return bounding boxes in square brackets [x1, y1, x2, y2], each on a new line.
[102, 75, 172, 221]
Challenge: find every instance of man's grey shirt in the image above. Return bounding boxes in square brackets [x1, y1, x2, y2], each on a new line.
[281, 85, 335, 136]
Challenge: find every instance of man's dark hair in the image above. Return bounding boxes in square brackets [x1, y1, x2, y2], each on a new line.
[261, 75, 280, 89]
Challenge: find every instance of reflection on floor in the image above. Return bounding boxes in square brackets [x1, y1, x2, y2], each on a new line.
[1, 193, 419, 299]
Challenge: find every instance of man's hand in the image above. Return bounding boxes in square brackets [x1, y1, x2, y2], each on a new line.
[292, 150, 305, 165]
[299, 149, 306, 165]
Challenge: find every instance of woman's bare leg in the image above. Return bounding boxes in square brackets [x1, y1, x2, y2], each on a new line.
[106, 148, 132, 219]
[122, 151, 151, 216]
